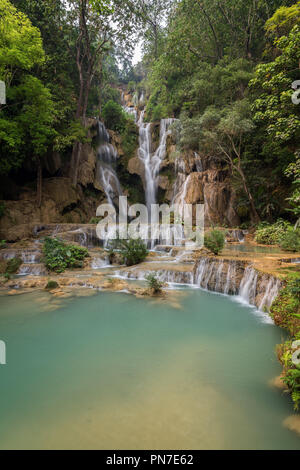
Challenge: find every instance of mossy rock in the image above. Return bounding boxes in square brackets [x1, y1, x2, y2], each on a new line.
[6, 257, 22, 275]
[45, 280, 59, 290]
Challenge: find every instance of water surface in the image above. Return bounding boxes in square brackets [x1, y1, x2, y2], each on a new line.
[0, 288, 299, 450]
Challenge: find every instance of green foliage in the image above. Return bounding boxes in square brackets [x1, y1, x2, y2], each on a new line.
[204, 230, 225, 255]
[285, 153, 300, 222]
[119, 118, 139, 161]
[146, 273, 164, 294]
[279, 228, 300, 252]
[265, 1, 300, 38]
[45, 280, 59, 290]
[127, 81, 136, 93]
[43, 237, 89, 273]
[6, 257, 22, 275]
[271, 277, 300, 335]
[111, 238, 148, 267]
[89, 217, 102, 224]
[54, 120, 89, 153]
[0, 1, 56, 174]
[102, 100, 127, 132]
[250, 25, 300, 146]
[255, 219, 292, 245]
[0, 0, 45, 84]
[0, 240, 6, 249]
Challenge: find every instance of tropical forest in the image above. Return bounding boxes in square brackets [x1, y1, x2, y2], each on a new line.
[0, 0, 300, 451]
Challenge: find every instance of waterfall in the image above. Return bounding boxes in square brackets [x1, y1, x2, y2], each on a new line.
[224, 261, 237, 295]
[137, 112, 176, 211]
[215, 261, 224, 292]
[172, 174, 192, 218]
[91, 256, 110, 269]
[123, 105, 137, 122]
[259, 277, 281, 311]
[194, 258, 275, 312]
[239, 267, 258, 306]
[115, 268, 194, 285]
[96, 121, 123, 207]
[18, 264, 47, 276]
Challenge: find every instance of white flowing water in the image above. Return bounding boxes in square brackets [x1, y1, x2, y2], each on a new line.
[116, 257, 281, 315]
[137, 112, 176, 211]
[239, 267, 258, 306]
[259, 277, 282, 312]
[96, 121, 123, 207]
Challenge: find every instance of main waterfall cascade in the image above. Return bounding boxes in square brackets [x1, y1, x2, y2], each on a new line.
[137, 112, 177, 211]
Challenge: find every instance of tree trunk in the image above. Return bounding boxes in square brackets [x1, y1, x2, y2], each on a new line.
[70, 80, 89, 187]
[37, 157, 42, 208]
[238, 167, 260, 223]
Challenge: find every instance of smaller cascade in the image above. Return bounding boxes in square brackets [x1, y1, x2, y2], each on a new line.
[224, 261, 237, 295]
[91, 256, 110, 269]
[115, 268, 194, 285]
[259, 277, 281, 311]
[21, 252, 42, 264]
[194, 152, 203, 172]
[215, 261, 224, 292]
[18, 264, 47, 276]
[239, 267, 258, 305]
[96, 120, 123, 207]
[123, 104, 137, 122]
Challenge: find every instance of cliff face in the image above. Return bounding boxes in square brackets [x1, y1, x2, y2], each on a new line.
[127, 120, 240, 227]
[0, 91, 241, 241]
[0, 119, 134, 241]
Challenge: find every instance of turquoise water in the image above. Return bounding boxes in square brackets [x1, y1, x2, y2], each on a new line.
[0, 288, 299, 450]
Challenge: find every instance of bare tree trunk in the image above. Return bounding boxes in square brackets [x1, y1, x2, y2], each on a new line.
[37, 157, 42, 208]
[238, 167, 260, 223]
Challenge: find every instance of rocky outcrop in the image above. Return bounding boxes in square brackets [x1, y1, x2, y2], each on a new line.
[170, 150, 240, 227]
[78, 144, 97, 187]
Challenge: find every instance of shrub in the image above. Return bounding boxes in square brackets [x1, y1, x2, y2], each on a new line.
[0, 240, 6, 249]
[127, 81, 136, 93]
[111, 238, 148, 267]
[272, 276, 300, 410]
[255, 219, 291, 245]
[45, 280, 59, 290]
[279, 228, 300, 252]
[6, 257, 22, 275]
[146, 274, 164, 294]
[102, 100, 126, 132]
[204, 230, 225, 255]
[89, 217, 101, 224]
[120, 118, 139, 161]
[43, 237, 89, 273]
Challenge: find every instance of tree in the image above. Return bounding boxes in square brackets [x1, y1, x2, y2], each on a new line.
[0, 0, 45, 86]
[285, 153, 300, 226]
[265, 1, 300, 39]
[199, 100, 260, 222]
[250, 25, 300, 145]
[136, 0, 174, 60]
[66, 0, 139, 186]
[0, 0, 55, 205]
